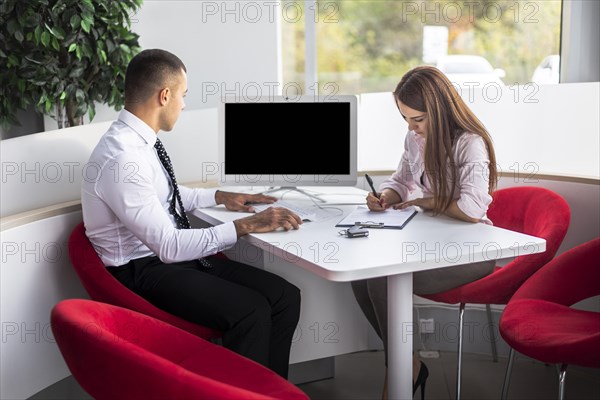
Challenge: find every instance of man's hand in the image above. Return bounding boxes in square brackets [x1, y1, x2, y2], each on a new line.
[215, 191, 277, 213]
[233, 207, 303, 237]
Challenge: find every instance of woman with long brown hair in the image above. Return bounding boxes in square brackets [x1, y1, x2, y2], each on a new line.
[352, 65, 498, 399]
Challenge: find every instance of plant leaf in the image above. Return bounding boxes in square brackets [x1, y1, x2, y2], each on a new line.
[1, 0, 140, 126]
[88, 104, 96, 121]
[7, 54, 19, 67]
[53, 27, 66, 40]
[70, 14, 81, 30]
[75, 88, 85, 103]
[69, 67, 84, 78]
[81, 19, 90, 33]
[41, 31, 50, 47]
[7, 19, 19, 35]
[24, 56, 42, 65]
[34, 25, 42, 45]
[98, 49, 107, 63]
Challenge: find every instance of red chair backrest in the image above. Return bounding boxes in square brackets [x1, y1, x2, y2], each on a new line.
[68, 222, 221, 339]
[485, 186, 571, 300]
[499, 238, 600, 368]
[51, 299, 309, 400]
[511, 237, 600, 305]
[423, 186, 571, 305]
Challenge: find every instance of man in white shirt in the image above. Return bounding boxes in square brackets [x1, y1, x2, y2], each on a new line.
[81, 49, 302, 378]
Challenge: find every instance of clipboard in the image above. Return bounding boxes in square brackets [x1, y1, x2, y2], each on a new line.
[335, 205, 418, 230]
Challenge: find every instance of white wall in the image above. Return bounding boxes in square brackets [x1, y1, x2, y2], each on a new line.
[136, 0, 281, 109]
[89, 0, 282, 125]
[1, 212, 88, 400]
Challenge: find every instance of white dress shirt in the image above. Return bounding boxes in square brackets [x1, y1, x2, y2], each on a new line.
[81, 109, 237, 267]
[379, 130, 493, 222]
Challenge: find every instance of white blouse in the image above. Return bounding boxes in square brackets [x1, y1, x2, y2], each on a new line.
[379, 130, 493, 223]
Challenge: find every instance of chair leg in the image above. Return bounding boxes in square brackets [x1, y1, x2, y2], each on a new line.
[500, 347, 515, 400]
[485, 304, 498, 362]
[558, 364, 568, 400]
[456, 303, 466, 400]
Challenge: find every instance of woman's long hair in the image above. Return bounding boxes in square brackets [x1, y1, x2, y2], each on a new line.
[393, 65, 497, 215]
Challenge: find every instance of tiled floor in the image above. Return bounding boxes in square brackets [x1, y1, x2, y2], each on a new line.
[296, 350, 600, 400]
[32, 350, 600, 399]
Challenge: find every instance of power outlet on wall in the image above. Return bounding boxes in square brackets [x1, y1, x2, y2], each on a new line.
[419, 318, 435, 334]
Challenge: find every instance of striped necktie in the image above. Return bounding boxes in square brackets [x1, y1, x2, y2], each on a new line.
[154, 138, 191, 229]
[154, 138, 212, 269]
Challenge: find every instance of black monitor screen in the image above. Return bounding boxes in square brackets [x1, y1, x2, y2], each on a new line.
[224, 102, 351, 175]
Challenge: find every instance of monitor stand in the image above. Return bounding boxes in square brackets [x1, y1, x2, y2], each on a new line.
[261, 187, 326, 203]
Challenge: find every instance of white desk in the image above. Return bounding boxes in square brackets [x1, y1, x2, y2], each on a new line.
[192, 187, 546, 399]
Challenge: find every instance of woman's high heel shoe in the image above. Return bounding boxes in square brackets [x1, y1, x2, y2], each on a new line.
[413, 361, 429, 398]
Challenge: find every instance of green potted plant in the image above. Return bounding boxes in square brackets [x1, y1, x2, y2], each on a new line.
[0, 0, 143, 129]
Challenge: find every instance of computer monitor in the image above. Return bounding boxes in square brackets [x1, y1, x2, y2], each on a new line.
[218, 95, 358, 199]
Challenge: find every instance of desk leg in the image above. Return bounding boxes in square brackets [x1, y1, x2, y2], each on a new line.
[388, 273, 413, 400]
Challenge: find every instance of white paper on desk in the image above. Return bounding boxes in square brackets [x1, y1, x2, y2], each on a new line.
[336, 205, 418, 229]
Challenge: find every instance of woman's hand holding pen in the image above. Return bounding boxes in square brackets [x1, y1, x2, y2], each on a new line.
[366, 174, 396, 211]
[366, 192, 386, 211]
[366, 189, 401, 211]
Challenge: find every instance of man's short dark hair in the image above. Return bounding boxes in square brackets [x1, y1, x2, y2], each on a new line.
[125, 49, 187, 104]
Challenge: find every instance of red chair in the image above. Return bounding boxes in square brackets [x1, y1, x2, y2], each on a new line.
[68, 221, 221, 340]
[419, 186, 570, 399]
[51, 299, 309, 400]
[499, 237, 600, 400]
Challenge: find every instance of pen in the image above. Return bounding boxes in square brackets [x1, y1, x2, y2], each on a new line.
[364, 174, 382, 205]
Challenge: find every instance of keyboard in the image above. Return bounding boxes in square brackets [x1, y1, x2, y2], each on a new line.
[251, 200, 317, 221]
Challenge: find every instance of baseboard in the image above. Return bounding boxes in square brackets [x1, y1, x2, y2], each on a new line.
[289, 357, 335, 385]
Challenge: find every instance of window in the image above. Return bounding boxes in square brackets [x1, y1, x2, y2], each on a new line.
[281, 0, 563, 94]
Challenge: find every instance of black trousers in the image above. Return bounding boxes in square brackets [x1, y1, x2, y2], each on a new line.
[107, 255, 301, 378]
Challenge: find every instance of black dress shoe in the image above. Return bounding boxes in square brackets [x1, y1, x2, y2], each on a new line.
[413, 361, 429, 398]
